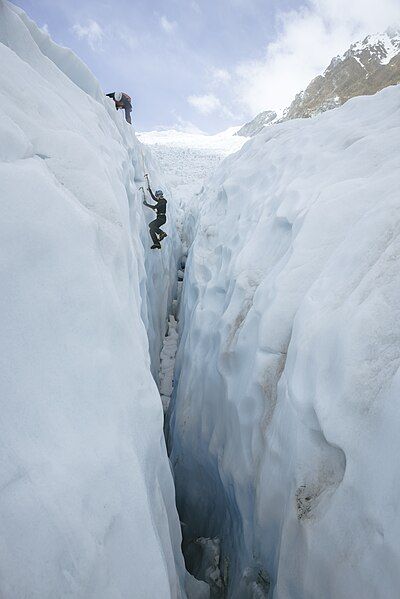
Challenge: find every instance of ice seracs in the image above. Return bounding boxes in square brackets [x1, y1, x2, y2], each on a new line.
[0, 2, 202, 597]
[3, 1, 400, 598]
[137, 127, 247, 217]
[168, 84, 400, 598]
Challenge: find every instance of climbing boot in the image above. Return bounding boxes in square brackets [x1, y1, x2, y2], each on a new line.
[159, 232, 168, 241]
[151, 243, 161, 250]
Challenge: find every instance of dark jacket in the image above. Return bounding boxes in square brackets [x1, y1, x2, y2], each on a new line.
[148, 187, 167, 216]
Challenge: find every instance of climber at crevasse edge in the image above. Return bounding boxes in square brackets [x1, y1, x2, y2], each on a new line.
[106, 91, 132, 124]
[142, 174, 168, 250]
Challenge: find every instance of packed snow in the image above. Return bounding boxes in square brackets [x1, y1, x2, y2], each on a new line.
[159, 315, 179, 413]
[168, 84, 400, 598]
[0, 2, 210, 597]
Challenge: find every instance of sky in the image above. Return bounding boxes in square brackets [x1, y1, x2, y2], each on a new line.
[14, 0, 400, 133]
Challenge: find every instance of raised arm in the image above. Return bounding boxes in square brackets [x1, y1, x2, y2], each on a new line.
[147, 185, 157, 202]
[144, 174, 157, 202]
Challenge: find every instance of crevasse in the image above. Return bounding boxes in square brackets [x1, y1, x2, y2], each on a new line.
[2, 2, 400, 599]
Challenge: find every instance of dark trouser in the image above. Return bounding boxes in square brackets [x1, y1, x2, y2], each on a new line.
[149, 215, 166, 244]
[124, 107, 132, 124]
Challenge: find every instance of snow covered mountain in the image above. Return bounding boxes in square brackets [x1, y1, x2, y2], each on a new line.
[168, 84, 400, 598]
[0, 3, 207, 597]
[283, 29, 400, 120]
[241, 29, 400, 137]
[235, 110, 277, 137]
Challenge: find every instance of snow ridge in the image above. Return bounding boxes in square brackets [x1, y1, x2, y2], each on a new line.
[168, 85, 400, 598]
[0, 2, 191, 597]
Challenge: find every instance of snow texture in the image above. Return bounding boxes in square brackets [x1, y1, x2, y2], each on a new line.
[159, 315, 179, 413]
[168, 84, 400, 598]
[0, 2, 204, 597]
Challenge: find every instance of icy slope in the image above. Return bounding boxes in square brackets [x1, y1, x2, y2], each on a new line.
[0, 2, 191, 597]
[168, 84, 400, 598]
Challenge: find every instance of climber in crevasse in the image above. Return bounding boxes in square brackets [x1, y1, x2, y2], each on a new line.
[106, 91, 132, 124]
[143, 174, 168, 250]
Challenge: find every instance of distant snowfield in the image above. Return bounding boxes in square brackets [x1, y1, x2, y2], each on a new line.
[137, 127, 245, 152]
[137, 128, 248, 212]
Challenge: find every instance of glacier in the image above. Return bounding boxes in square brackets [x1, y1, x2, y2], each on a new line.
[2, 0, 400, 597]
[167, 85, 400, 598]
[137, 128, 247, 244]
[0, 2, 209, 597]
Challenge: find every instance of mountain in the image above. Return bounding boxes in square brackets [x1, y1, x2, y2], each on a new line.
[235, 110, 277, 137]
[241, 29, 400, 136]
[282, 29, 400, 120]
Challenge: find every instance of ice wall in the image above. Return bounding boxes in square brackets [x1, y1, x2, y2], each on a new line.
[0, 2, 189, 597]
[169, 84, 400, 597]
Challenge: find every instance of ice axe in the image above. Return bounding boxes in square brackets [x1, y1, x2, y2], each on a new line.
[139, 186, 147, 205]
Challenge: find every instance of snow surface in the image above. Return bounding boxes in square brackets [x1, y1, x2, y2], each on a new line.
[137, 128, 247, 227]
[0, 2, 209, 597]
[168, 84, 400, 598]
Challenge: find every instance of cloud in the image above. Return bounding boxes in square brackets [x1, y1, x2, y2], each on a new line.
[210, 67, 232, 84]
[188, 93, 235, 119]
[233, 0, 400, 116]
[72, 20, 104, 51]
[187, 94, 223, 115]
[160, 15, 178, 34]
[174, 116, 205, 134]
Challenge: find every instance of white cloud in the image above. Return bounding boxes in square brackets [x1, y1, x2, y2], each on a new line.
[188, 93, 235, 119]
[210, 67, 232, 84]
[174, 116, 205, 134]
[187, 94, 223, 115]
[233, 0, 400, 116]
[160, 15, 177, 34]
[72, 20, 104, 51]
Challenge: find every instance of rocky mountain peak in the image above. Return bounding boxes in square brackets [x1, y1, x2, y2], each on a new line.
[239, 29, 400, 137]
[235, 110, 277, 137]
[282, 29, 400, 121]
